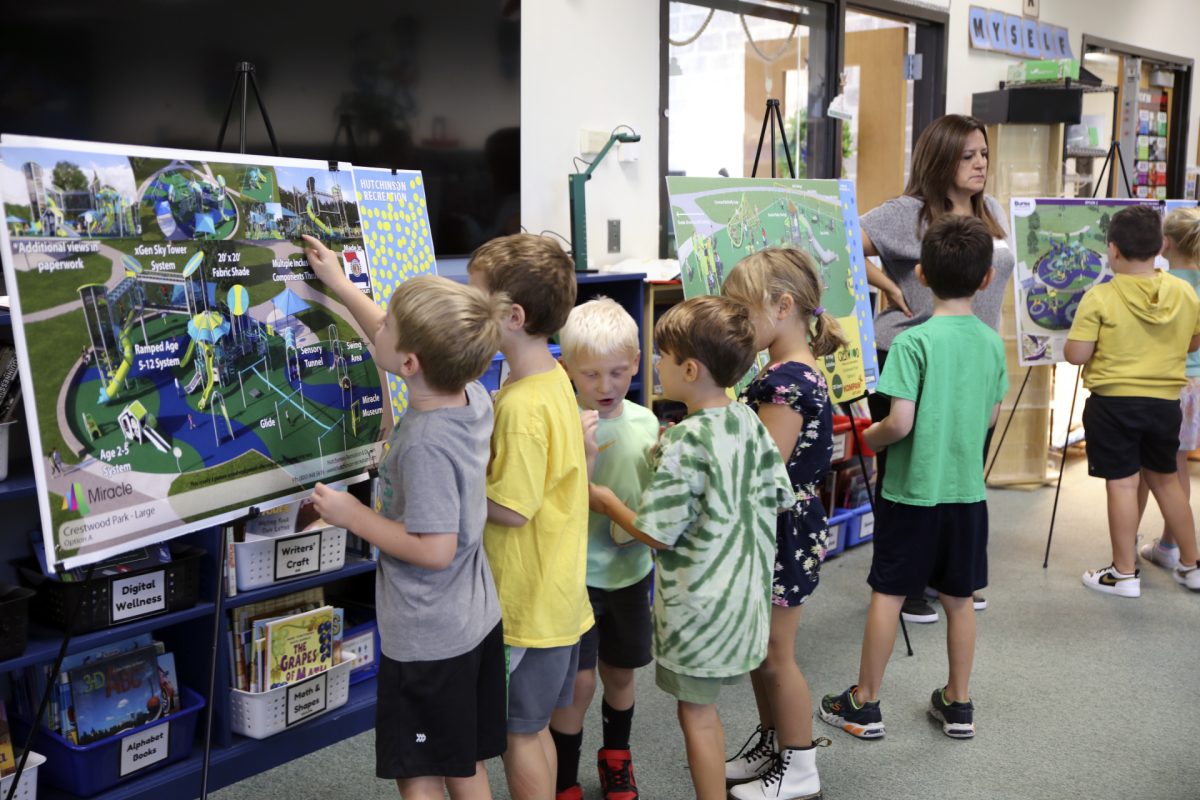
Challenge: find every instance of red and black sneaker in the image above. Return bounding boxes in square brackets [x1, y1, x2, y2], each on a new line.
[555, 784, 583, 800]
[596, 748, 639, 800]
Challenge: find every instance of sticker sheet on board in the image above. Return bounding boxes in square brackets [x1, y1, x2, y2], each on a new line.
[665, 176, 878, 402]
[0, 135, 433, 569]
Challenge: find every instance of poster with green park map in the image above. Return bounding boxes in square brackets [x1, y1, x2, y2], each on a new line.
[0, 135, 433, 570]
[665, 176, 877, 402]
[1009, 197, 1160, 366]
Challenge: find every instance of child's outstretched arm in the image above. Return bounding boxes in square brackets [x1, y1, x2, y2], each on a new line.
[302, 235, 385, 346]
[311, 482, 457, 569]
[589, 484, 667, 550]
[1063, 339, 1095, 365]
[863, 398, 915, 452]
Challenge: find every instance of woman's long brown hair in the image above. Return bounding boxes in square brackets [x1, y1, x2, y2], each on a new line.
[904, 114, 1006, 239]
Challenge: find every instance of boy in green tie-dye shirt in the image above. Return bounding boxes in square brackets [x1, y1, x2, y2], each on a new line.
[590, 296, 792, 800]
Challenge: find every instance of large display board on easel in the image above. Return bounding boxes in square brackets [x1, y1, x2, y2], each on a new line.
[1010, 197, 1161, 366]
[0, 135, 433, 570]
[665, 176, 878, 402]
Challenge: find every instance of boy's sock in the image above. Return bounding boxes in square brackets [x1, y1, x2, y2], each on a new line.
[550, 727, 583, 792]
[1112, 566, 1138, 578]
[601, 699, 634, 750]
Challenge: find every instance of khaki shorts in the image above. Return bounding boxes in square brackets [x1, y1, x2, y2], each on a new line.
[655, 663, 745, 704]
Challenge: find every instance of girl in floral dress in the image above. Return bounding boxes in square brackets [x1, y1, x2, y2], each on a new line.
[721, 247, 846, 800]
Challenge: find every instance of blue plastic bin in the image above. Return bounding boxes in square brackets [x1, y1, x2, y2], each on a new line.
[19, 686, 204, 797]
[844, 503, 875, 548]
[480, 344, 561, 393]
[823, 508, 854, 560]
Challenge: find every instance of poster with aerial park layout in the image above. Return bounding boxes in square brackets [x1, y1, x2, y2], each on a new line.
[1010, 198, 1160, 366]
[0, 135, 431, 569]
[665, 177, 878, 403]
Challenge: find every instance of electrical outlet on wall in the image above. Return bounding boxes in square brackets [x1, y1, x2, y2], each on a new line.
[607, 219, 621, 253]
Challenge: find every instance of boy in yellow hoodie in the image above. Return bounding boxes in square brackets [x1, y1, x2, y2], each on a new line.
[1065, 204, 1200, 597]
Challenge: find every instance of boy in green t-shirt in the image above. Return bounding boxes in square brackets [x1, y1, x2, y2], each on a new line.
[820, 215, 1007, 741]
[550, 298, 659, 800]
[590, 296, 792, 800]
[468, 234, 595, 800]
[1064, 203, 1200, 596]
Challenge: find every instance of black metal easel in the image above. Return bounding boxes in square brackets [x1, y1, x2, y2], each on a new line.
[1042, 140, 1133, 568]
[216, 62, 281, 157]
[748, 98, 913, 656]
[197, 62, 284, 800]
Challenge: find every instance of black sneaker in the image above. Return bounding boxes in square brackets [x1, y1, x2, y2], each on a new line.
[901, 596, 939, 623]
[928, 687, 975, 739]
[819, 685, 884, 739]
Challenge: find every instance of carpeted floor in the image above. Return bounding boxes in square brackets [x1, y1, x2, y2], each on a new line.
[212, 454, 1200, 799]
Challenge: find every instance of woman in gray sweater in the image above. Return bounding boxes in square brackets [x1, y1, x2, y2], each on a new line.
[861, 114, 1014, 623]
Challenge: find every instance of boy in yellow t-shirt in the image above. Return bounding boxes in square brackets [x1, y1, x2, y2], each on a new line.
[1065, 204, 1200, 597]
[468, 234, 595, 800]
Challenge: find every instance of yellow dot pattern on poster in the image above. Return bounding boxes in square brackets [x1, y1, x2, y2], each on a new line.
[355, 169, 436, 420]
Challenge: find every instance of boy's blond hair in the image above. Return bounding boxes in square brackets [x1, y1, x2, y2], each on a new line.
[389, 275, 510, 392]
[467, 233, 576, 336]
[1164, 206, 1200, 264]
[654, 296, 757, 388]
[559, 297, 639, 365]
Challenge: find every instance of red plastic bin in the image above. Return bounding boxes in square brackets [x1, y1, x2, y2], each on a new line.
[831, 415, 874, 463]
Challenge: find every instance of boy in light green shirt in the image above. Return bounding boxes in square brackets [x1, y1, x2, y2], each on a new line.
[590, 296, 792, 800]
[550, 298, 658, 800]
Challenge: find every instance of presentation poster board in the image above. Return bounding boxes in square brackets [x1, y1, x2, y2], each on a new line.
[665, 176, 878, 402]
[0, 135, 430, 569]
[1010, 197, 1160, 366]
[350, 167, 436, 420]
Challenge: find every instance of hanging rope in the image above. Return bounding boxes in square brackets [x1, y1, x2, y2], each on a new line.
[669, 8, 715, 46]
[741, 14, 798, 63]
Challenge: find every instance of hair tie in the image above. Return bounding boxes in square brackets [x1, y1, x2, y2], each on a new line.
[812, 306, 825, 317]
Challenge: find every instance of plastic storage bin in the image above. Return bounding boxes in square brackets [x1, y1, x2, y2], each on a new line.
[234, 526, 347, 591]
[342, 619, 380, 685]
[230, 654, 357, 739]
[830, 415, 874, 463]
[17, 544, 204, 633]
[0, 751, 45, 800]
[844, 503, 875, 548]
[823, 508, 854, 560]
[0, 585, 34, 660]
[18, 687, 204, 797]
[480, 344, 561, 393]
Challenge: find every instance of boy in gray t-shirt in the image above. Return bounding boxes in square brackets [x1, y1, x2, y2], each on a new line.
[304, 234, 510, 795]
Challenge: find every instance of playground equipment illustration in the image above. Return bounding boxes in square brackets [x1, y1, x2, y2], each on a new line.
[278, 174, 357, 240]
[20, 160, 140, 238]
[117, 399, 171, 453]
[143, 167, 238, 239]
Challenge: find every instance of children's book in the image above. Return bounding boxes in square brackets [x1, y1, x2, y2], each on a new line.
[0, 702, 14, 777]
[67, 644, 161, 745]
[264, 605, 335, 689]
[156, 652, 181, 714]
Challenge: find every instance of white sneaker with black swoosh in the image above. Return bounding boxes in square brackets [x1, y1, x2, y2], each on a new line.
[1082, 564, 1140, 598]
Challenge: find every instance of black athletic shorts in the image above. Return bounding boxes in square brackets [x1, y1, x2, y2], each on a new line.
[867, 498, 988, 598]
[577, 572, 653, 671]
[375, 622, 506, 779]
[1082, 393, 1182, 479]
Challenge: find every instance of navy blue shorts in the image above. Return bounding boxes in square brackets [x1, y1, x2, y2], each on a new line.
[578, 572, 653, 671]
[1082, 393, 1181, 479]
[867, 499, 988, 598]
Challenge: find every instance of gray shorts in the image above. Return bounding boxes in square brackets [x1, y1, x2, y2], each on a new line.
[506, 641, 580, 734]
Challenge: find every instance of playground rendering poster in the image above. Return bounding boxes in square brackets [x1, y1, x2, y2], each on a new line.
[0, 135, 430, 569]
[665, 177, 878, 403]
[1009, 197, 1160, 366]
